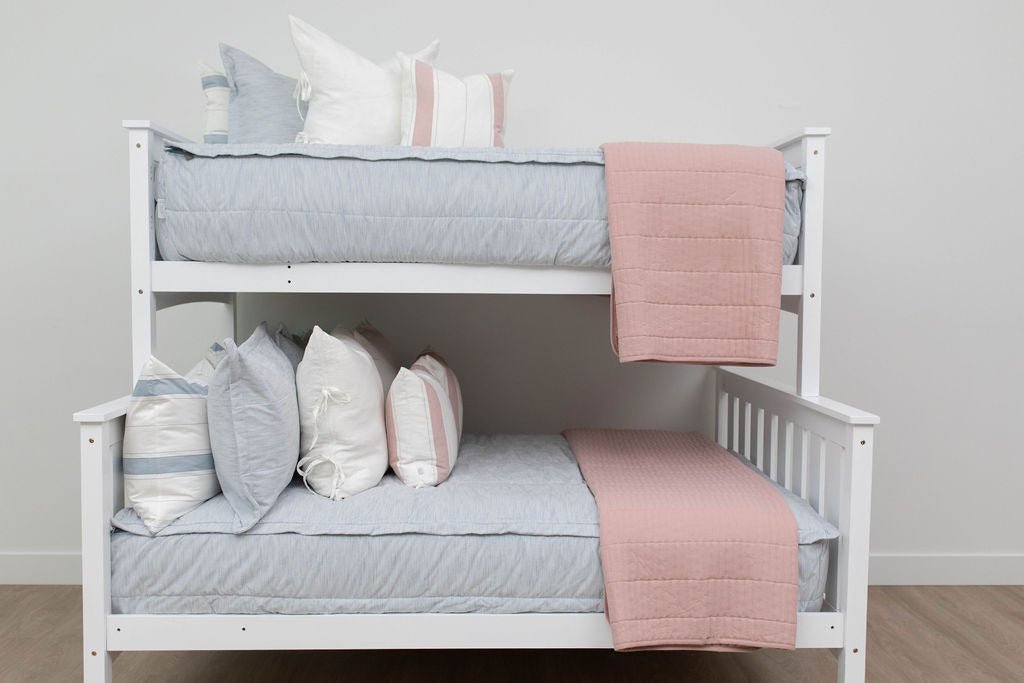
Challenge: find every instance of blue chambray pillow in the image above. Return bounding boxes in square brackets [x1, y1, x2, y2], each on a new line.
[207, 323, 301, 532]
[219, 43, 307, 144]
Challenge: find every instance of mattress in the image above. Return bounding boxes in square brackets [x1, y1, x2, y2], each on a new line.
[110, 434, 836, 615]
[154, 142, 805, 266]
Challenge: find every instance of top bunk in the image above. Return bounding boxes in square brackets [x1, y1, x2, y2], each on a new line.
[125, 121, 829, 298]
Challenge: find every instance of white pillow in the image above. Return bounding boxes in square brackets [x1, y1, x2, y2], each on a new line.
[122, 350, 224, 533]
[295, 326, 387, 500]
[289, 15, 439, 144]
[199, 63, 229, 143]
[353, 321, 399, 394]
[385, 358, 461, 487]
[399, 55, 513, 147]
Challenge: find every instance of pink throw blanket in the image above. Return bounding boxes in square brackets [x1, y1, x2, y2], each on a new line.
[602, 142, 786, 365]
[563, 428, 798, 651]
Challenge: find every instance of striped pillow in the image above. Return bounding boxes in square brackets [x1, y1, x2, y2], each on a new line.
[123, 352, 223, 533]
[385, 356, 462, 487]
[411, 353, 463, 440]
[200, 63, 229, 144]
[399, 55, 513, 147]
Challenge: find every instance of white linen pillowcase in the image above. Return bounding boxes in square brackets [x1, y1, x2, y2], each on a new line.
[295, 326, 387, 500]
[122, 345, 226, 534]
[199, 63, 229, 143]
[385, 357, 461, 487]
[399, 54, 513, 147]
[289, 15, 439, 145]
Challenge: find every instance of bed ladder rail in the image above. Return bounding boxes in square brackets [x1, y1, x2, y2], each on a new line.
[715, 369, 876, 682]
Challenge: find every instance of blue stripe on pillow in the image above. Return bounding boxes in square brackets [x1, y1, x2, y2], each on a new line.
[201, 74, 230, 89]
[132, 378, 208, 397]
[123, 453, 216, 476]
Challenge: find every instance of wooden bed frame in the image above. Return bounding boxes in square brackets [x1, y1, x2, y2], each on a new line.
[74, 123, 877, 682]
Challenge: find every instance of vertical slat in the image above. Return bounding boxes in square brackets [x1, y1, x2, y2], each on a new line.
[817, 436, 828, 516]
[716, 383, 729, 447]
[769, 414, 779, 481]
[755, 408, 765, 470]
[783, 421, 794, 490]
[731, 396, 740, 452]
[800, 428, 811, 501]
[743, 402, 752, 461]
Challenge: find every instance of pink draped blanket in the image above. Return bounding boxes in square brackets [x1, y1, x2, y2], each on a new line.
[563, 428, 798, 651]
[602, 142, 786, 365]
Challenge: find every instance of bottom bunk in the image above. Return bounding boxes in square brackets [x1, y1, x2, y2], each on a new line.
[77, 369, 876, 682]
[108, 434, 835, 616]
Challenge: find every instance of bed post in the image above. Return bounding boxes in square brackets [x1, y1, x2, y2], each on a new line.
[76, 399, 127, 683]
[834, 424, 874, 682]
[126, 123, 158, 385]
[795, 131, 827, 398]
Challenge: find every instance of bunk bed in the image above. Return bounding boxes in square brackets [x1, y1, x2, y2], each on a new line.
[74, 122, 878, 682]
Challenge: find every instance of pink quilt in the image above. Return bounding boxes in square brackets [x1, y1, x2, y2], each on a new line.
[602, 142, 786, 366]
[563, 428, 798, 651]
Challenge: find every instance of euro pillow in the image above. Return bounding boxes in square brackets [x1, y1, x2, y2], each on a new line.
[199, 63, 229, 143]
[219, 43, 308, 144]
[207, 323, 300, 532]
[122, 348, 225, 533]
[399, 55, 513, 147]
[289, 15, 439, 144]
[386, 355, 462, 487]
[353, 321, 399, 393]
[296, 326, 387, 500]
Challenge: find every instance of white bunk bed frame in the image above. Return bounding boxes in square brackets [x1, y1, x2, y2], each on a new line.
[74, 123, 878, 682]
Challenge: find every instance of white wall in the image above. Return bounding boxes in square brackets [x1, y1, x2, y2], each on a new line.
[1, 1, 1021, 584]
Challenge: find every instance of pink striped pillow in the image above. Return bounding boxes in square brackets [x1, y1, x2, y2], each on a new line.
[399, 54, 513, 147]
[411, 353, 463, 440]
[385, 359, 461, 487]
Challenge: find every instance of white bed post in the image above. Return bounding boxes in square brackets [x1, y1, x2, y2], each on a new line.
[126, 124, 157, 385]
[796, 132, 827, 398]
[834, 425, 874, 682]
[77, 404, 126, 683]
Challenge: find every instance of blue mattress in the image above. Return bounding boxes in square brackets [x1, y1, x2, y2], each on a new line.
[110, 434, 836, 616]
[154, 142, 804, 266]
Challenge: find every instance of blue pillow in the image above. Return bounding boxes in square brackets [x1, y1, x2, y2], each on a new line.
[220, 44, 308, 143]
[207, 323, 301, 532]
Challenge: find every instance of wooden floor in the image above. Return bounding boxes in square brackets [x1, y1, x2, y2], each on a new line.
[1, 586, 1021, 682]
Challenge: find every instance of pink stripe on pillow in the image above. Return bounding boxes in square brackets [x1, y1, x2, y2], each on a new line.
[385, 391, 400, 471]
[488, 73, 505, 147]
[411, 60, 435, 146]
[414, 368, 451, 482]
[444, 365, 462, 436]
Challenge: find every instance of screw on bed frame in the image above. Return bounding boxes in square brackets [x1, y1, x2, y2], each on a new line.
[136, 143, 141, 149]
[813, 149, 819, 155]
[809, 293, 815, 298]
[88, 438, 94, 444]
[91, 651, 97, 656]
[138, 289, 144, 295]
[860, 440, 866, 445]
[852, 648, 859, 653]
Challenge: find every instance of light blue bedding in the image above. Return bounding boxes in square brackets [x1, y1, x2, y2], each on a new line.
[154, 143, 804, 266]
[110, 434, 835, 615]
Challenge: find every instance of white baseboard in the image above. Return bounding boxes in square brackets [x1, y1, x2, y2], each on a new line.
[3, 551, 1021, 587]
[0, 551, 81, 585]
[870, 553, 1024, 585]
